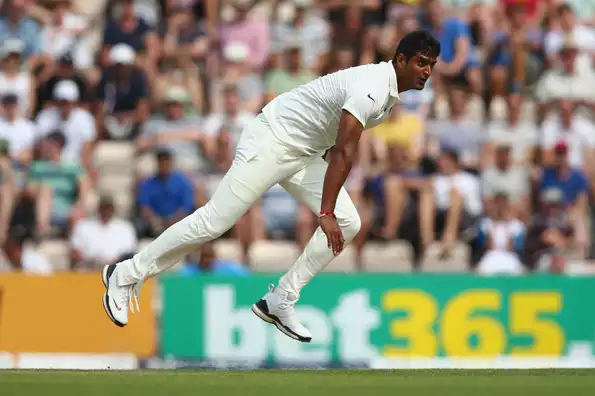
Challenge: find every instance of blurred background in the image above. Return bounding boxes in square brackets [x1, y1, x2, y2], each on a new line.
[0, 0, 594, 370]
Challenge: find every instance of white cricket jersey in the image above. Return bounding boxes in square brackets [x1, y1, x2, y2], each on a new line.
[262, 61, 400, 156]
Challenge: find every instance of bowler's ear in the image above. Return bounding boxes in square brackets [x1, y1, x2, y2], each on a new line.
[396, 54, 407, 70]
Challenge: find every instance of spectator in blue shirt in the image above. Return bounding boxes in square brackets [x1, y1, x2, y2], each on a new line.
[538, 139, 591, 255]
[422, 0, 482, 98]
[0, 0, 41, 63]
[539, 141, 588, 208]
[95, 44, 150, 140]
[137, 149, 195, 238]
[179, 242, 249, 276]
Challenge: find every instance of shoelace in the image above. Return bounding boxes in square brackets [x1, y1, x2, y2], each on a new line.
[128, 279, 144, 313]
[268, 283, 296, 312]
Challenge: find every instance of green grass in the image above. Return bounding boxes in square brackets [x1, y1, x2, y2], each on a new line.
[1, 369, 595, 396]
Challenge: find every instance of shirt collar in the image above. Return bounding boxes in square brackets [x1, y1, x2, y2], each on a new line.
[388, 61, 399, 99]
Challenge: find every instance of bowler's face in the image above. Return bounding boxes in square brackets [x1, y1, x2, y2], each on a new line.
[409, 54, 437, 90]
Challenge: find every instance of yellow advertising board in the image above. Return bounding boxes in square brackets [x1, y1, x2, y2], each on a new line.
[0, 273, 156, 357]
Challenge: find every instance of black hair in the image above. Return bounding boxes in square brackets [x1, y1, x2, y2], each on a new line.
[393, 30, 441, 62]
[441, 148, 460, 164]
[47, 131, 66, 148]
[557, 3, 573, 14]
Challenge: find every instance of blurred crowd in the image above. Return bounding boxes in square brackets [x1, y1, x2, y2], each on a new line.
[0, 0, 593, 276]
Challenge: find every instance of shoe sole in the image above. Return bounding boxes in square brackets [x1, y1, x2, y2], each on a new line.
[101, 264, 126, 328]
[251, 301, 312, 343]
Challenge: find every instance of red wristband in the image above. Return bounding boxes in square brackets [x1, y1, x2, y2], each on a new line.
[319, 211, 336, 219]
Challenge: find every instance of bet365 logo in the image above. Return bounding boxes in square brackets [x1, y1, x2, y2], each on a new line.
[203, 285, 380, 363]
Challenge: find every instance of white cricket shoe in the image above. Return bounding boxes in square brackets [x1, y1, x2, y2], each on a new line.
[252, 284, 312, 343]
[101, 263, 140, 327]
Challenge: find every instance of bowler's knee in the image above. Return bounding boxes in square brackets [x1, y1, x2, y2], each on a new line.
[339, 213, 361, 242]
[193, 202, 235, 239]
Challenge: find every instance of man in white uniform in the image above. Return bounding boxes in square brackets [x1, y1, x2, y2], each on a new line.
[102, 31, 440, 342]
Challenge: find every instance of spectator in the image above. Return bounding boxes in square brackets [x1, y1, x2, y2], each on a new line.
[135, 86, 204, 176]
[219, 0, 270, 71]
[422, 0, 482, 99]
[0, 0, 41, 64]
[38, 53, 89, 110]
[36, 80, 96, 172]
[482, 142, 531, 221]
[101, 0, 159, 74]
[160, 3, 209, 65]
[355, 142, 426, 268]
[70, 195, 137, 270]
[476, 192, 525, 276]
[211, 42, 264, 114]
[485, 4, 545, 118]
[95, 44, 150, 140]
[540, 101, 595, 170]
[27, 131, 89, 235]
[545, 3, 595, 69]
[0, 39, 35, 118]
[523, 188, 576, 272]
[0, 93, 36, 166]
[265, 44, 315, 102]
[425, 88, 484, 172]
[0, 140, 17, 248]
[39, 0, 92, 70]
[137, 149, 195, 238]
[272, 0, 331, 72]
[152, 56, 204, 115]
[538, 140, 589, 253]
[326, 45, 355, 73]
[485, 96, 538, 167]
[179, 241, 249, 276]
[419, 150, 482, 259]
[203, 85, 253, 160]
[261, 184, 315, 252]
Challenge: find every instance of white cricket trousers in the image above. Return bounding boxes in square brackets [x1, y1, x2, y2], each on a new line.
[117, 114, 361, 295]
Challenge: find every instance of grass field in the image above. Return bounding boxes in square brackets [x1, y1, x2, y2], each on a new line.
[1, 369, 595, 396]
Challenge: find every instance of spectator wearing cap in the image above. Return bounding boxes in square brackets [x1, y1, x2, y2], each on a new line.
[26, 131, 89, 236]
[36, 80, 96, 173]
[0, 0, 41, 63]
[272, 0, 330, 72]
[0, 39, 35, 118]
[101, 0, 159, 73]
[0, 93, 36, 166]
[419, 149, 482, 263]
[153, 55, 204, 115]
[135, 87, 205, 176]
[481, 141, 531, 221]
[210, 41, 264, 113]
[95, 43, 150, 140]
[39, 53, 89, 110]
[545, 4, 595, 68]
[160, 3, 209, 65]
[136, 149, 195, 238]
[422, 0, 483, 100]
[39, 0, 92, 69]
[539, 140, 589, 253]
[219, 0, 270, 70]
[265, 43, 315, 102]
[70, 195, 137, 270]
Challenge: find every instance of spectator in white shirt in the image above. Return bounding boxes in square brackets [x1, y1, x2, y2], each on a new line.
[476, 192, 526, 276]
[0, 39, 35, 118]
[70, 195, 137, 270]
[545, 4, 595, 69]
[0, 93, 37, 165]
[36, 80, 96, 171]
[420, 149, 483, 256]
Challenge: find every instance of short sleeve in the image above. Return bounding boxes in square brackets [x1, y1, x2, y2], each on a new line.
[342, 89, 379, 128]
[202, 114, 222, 136]
[80, 112, 97, 142]
[454, 19, 471, 40]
